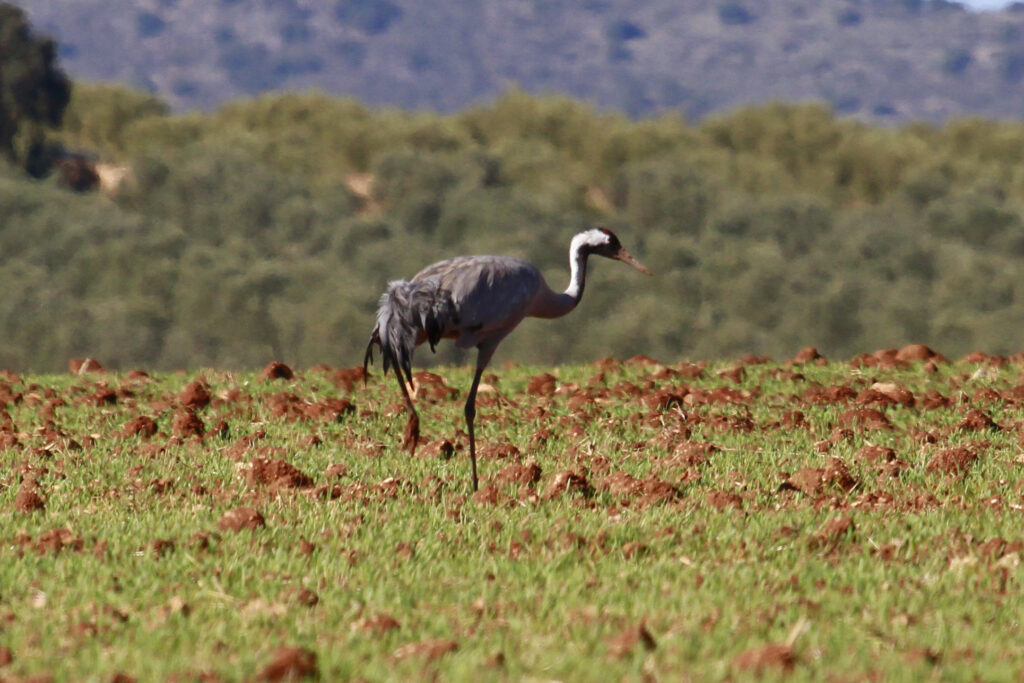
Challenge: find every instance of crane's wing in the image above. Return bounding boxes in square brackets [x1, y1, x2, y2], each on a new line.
[413, 256, 542, 349]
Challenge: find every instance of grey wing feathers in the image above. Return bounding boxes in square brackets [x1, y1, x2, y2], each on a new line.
[417, 257, 540, 344]
[364, 279, 458, 381]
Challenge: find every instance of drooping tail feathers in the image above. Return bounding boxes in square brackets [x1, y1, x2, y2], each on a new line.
[364, 279, 457, 383]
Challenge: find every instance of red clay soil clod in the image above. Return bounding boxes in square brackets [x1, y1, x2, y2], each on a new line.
[258, 647, 318, 681]
[259, 362, 295, 381]
[218, 507, 266, 532]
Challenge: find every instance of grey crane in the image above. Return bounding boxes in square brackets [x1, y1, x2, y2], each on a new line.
[364, 227, 650, 491]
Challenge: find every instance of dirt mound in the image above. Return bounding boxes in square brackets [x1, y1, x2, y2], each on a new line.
[329, 366, 367, 391]
[392, 639, 458, 661]
[792, 346, 824, 364]
[492, 461, 542, 487]
[178, 381, 211, 410]
[14, 484, 45, 513]
[218, 507, 266, 532]
[248, 458, 314, 489]
[259, 362, 295, 381]
[782, 458, 857, 496]
[543, 471, 592, 499]
[734, 643, 796, 674]
[122, 415, 158, 439]
[259, 647, 317, 681]
[926, 447, 978, 477]
[606, 624, 656, 659]
[526, 373, 557, 396]
[706, 490, 743, 509]
[172, 410, 205, 438]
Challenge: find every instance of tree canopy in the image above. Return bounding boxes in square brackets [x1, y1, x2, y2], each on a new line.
[0, 3, 71, 172]
[5, 84, 1024, 371]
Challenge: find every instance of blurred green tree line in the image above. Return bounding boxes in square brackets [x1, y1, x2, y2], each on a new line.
[4, 84, 1024, 371]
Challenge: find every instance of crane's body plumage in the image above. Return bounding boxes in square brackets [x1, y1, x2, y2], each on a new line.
[411, 255, 573, 347]
[364, 227, 650, 491]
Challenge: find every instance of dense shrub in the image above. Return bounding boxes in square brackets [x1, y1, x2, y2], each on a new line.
[4, 87, 1024, 371]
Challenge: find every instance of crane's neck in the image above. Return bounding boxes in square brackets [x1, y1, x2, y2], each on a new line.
[529, 234, 596, 320]
[563, 236, 590, 304]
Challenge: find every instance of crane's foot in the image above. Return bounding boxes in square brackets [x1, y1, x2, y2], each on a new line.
[402, 412, 420, 454]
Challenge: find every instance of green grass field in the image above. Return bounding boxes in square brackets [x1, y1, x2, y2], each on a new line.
[2, 348, 1024, 681]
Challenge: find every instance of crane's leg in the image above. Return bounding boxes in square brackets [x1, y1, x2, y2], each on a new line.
[385, 348, 420, 454]
[464, 364, 485, 492]
[465, 344, 498, 492]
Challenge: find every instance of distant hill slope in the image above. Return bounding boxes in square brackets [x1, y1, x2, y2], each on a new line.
[17, 0, 1024, 122]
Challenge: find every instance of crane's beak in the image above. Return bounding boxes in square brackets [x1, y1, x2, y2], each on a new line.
[615, 247, 652, 275]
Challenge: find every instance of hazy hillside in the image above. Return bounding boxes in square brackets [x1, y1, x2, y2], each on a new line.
[17, 0, 1024, 123]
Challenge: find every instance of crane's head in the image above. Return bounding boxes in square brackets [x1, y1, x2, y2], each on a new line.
[574, 227, 651, 275]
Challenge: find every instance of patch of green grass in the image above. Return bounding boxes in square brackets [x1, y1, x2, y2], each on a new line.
[2, 353, 1024, 680]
